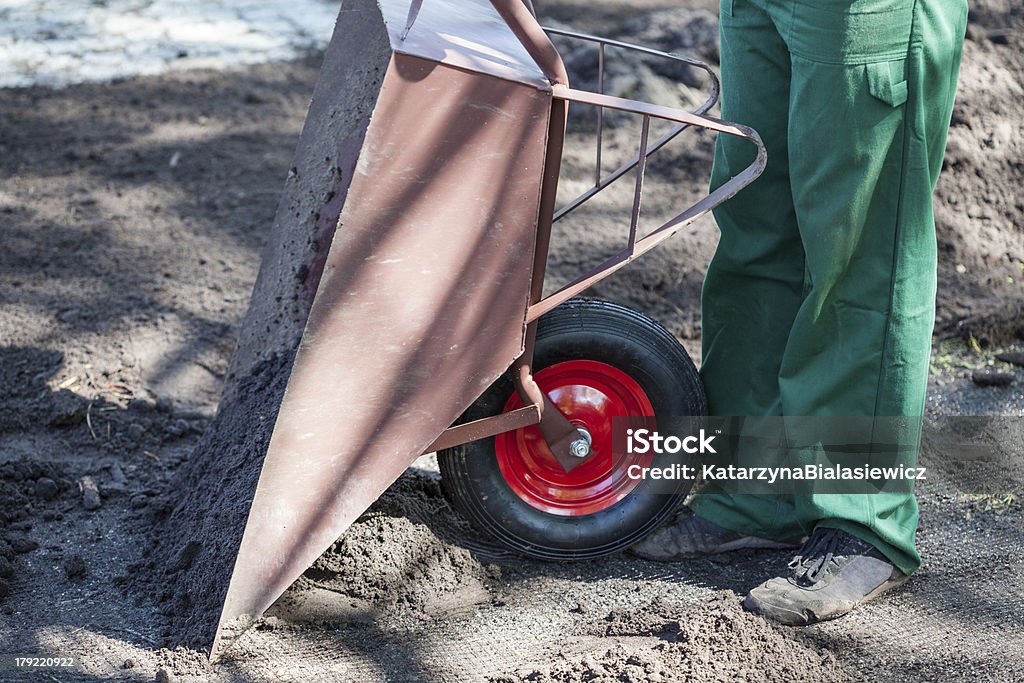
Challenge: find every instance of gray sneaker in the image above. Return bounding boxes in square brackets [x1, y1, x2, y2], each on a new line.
[743, 527, 908, 625]
[630, 509, 801, 561]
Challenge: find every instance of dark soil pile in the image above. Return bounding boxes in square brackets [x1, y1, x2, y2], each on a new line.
[127, 352, 293, 649]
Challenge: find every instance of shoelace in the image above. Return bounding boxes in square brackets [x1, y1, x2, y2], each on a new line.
[788, 529, 862, 586]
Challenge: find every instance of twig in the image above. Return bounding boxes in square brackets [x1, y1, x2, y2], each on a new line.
[85, 401, 97, 440]
[103, 383, 134, 397]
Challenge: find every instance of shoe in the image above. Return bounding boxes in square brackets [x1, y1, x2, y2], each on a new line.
[630, 509, 801, 561]
[743, 527, 909, 625]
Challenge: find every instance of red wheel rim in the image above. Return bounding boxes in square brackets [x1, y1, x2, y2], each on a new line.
[495, 360, 655, 516]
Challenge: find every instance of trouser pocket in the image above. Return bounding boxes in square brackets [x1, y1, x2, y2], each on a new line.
[866, 59, 908, 107]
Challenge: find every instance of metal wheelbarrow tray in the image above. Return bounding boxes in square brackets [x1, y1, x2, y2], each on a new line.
[156, 0, 765, 659]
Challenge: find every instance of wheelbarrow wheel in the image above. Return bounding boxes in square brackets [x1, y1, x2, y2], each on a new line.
[438, 298, 705, 560]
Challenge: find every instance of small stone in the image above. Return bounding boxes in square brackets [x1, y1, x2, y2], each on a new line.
[34, 477, 59, 501]
[63, 554, 87, 580]
[107, 462, 127, 486]
[972, 370, 1015, 387]
[49, 389, 86, 426]
[995, 351, 1024, 367]
[79, 476, 102, 510]
[128, 397, 157, 413]
[256, 616, 283, 631]
[155, 668, 175, 683]
[8, 537, 38, 554]
[123, 658, 135, 669]
[130, 494, 150, 510]
[127, 423, 147, 441]
[164, 419, 189, 438]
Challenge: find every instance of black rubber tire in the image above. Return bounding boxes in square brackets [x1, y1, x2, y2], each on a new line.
[438, 298, 706, 560]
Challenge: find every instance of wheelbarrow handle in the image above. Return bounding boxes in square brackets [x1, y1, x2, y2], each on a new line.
[525, 84, 767, 323]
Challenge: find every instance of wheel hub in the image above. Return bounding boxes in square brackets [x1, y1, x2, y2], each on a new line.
[495, 360, 655, 516]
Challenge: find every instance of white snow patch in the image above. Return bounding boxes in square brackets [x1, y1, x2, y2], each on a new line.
[0, 0, 341, 88]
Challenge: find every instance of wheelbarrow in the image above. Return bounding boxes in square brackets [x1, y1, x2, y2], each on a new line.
[184, 0, 765, 658]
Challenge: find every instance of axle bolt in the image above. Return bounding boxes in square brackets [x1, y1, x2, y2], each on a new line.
[569, 427, 592, 458]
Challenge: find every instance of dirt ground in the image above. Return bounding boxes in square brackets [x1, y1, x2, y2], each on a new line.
[1, 1, 1023, 681]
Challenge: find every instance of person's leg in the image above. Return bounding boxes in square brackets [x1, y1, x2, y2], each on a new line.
[741, 0, 968, 623]
[686, 0, 804, 542]
[773, 0, 968, 576]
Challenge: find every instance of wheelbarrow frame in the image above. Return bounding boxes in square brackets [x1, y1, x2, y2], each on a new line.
[426, 18, 767, 470]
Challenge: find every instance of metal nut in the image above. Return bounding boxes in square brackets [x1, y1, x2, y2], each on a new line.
[569, 439, 591, 458]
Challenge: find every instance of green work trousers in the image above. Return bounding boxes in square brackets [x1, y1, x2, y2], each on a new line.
[689, 0, 967, 575]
